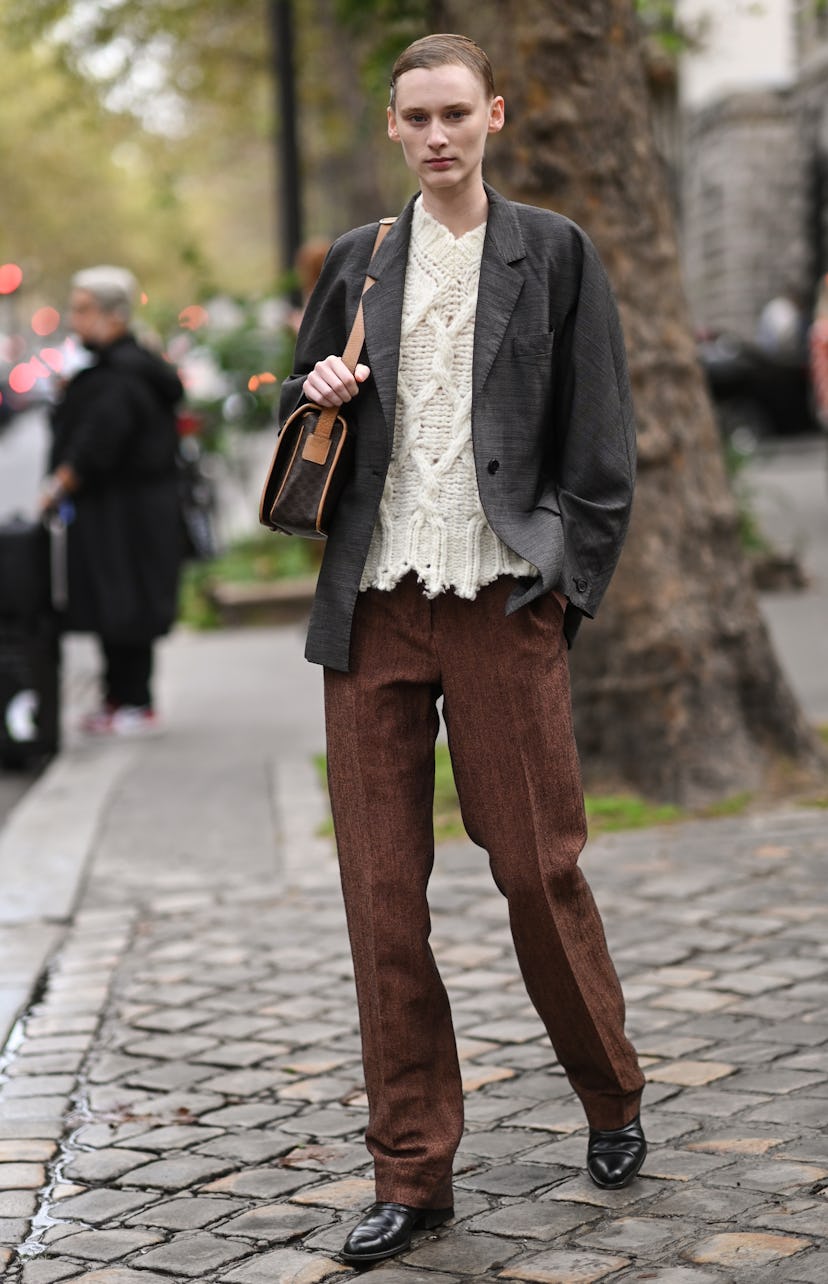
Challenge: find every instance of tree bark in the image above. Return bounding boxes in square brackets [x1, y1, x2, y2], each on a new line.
[300, 0, 413, 235]
[447, 0, 823, 803]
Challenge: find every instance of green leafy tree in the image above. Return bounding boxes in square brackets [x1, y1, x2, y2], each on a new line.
[1, 0, 273, 296]
[0, 29, 204, 304]
[1, 0, 412, 291]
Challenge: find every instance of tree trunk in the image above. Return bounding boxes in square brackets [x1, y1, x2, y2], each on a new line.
[302, 2, 461, 233]
[298, 0, 388, 236]
[448, 0, 824, 803]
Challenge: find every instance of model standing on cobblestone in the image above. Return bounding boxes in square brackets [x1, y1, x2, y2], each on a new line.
[279, 33, 647, 1267]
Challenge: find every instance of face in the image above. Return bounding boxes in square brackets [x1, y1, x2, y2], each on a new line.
[68, 288, 127, 348]
[387, 63, 504, 196]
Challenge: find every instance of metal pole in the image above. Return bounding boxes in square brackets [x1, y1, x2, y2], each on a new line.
[268, 0, 303, 299]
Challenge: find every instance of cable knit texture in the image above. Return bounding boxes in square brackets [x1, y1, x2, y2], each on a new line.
[360, 199, 536, 597]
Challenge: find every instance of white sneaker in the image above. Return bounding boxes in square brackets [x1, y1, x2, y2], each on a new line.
[108, 706, 164, 738]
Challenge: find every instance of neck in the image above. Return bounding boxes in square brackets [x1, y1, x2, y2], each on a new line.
[419, 179, 488, 237]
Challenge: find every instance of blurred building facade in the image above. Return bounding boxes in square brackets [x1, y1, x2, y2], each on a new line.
[656, 0, 828, 339]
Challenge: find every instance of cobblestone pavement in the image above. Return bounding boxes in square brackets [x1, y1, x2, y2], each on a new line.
[2, 698, 828, 1284]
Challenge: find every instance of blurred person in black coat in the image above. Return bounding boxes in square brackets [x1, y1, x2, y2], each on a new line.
[41, 266, 183, 736]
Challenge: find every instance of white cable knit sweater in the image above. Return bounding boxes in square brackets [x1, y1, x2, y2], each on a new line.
[360, 199, 536, 598]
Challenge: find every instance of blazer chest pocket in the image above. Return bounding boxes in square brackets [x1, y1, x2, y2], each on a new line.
[512, 330, 555, 362]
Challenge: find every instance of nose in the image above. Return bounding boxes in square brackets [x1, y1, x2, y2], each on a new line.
[427, 120, 448, 149]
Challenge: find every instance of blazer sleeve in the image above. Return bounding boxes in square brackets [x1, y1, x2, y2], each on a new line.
[553, 230, 637, 619]
[278, 229, 372, 425]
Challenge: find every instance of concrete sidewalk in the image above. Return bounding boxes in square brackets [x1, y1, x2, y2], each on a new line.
[0, 624, 327, 1050]
[0, 621, 826, 1283]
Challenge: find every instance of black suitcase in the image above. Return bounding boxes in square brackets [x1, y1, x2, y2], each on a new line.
[0, 518, 62, 767]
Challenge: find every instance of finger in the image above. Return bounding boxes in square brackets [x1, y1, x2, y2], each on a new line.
[326, 359, 360, 400]
[304, 369, 348, 406]
[321, 358, 358, 397]
[354, 363, 371, 383]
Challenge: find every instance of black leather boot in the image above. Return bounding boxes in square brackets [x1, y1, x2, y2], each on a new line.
[587, 1114, 647, 1189]
[341, 1201, 453, 1265]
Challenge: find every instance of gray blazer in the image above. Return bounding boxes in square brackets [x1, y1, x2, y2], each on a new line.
[279, 183, 636, 672]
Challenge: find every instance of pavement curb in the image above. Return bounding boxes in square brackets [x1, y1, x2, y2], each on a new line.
[0, 743, 137, 926]
[0, 742, 137, 1047]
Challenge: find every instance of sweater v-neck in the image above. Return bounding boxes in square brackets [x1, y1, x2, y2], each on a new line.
[414, 197, 488, 250]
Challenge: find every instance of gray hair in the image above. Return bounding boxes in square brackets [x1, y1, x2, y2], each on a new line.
[71, 266, 138, 322]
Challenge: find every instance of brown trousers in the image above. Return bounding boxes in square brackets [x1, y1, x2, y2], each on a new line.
[324, 574, 644, 1209]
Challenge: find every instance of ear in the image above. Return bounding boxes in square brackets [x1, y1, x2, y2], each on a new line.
[387, 105, 400, 142]
[488, 95, 505, 135]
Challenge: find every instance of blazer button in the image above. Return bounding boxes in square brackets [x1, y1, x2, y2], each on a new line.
[487, 459, 500, 475]
[574, 577, 588, 593]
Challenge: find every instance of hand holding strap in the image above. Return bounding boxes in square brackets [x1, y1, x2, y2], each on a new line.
[305, 218, 395, 452]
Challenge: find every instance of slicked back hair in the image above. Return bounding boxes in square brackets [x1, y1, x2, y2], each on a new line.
[389, 33, 495, 108]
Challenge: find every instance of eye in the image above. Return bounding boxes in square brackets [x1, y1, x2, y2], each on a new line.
[447, 110, 468, 120]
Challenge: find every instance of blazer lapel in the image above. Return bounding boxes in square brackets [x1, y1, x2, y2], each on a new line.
[361, 185, 526, 439]
[362, 195, 417, 444]
[473, 185, 526, 399]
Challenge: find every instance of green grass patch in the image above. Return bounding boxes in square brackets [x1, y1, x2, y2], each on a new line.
[313, 753, 333, 836]
[818, 724, 828, 745]
[179, 533, 320, 629]
[178, 565, 221, 630]
[584, 793, 684, 832]
[434, 745, 465, 839]
[697, 791, 754, 820]
[724, 442, 773, 557]
[205, 533, 320, 584]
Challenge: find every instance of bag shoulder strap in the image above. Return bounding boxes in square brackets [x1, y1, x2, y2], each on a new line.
[302, 218, 395, 445]
[340, 217, 396, 373]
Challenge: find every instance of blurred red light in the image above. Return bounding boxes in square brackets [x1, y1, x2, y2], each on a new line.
[40, 347, 63, 374]
[248, 375, 260, 392]
[31, 306, 60, 337]
[9, 363, 36, 394]
[0, 263, 23, 294]
[257, 372, 277, 384]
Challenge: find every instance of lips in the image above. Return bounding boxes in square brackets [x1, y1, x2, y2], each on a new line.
[426, 158, 453, 169]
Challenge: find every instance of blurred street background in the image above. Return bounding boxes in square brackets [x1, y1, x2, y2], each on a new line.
[1, 0, 827, 999]
[1, 400, 826, 831]
[2, 3, 828, 1278]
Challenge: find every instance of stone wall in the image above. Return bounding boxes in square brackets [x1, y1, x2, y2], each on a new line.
[681, 91, 807, 337]
[677, 6, 828, 338]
